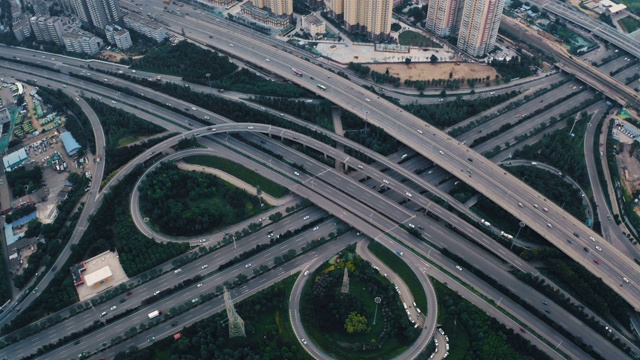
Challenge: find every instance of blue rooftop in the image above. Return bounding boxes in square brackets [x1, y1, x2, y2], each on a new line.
[12, 211, 37, 227]
[60, 132, 81, 156]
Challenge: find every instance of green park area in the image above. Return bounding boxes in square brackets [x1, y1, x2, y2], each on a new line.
[398, 30, 442, 48]
[184, 155, 289, 198]
[618, 16, 640, 33]
[299, 244, 419, 359]
[138, 162, 269, 237]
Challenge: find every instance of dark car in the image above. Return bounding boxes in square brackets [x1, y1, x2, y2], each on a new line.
[594, 259, 600, 265]
[127, 291, 133, 296]
[74, 340, 82, 345]
[583, 247, 589, 252]
[566, 239, 573, 244]
[119, 298, 127, 303]
[171, 321, 179, 327]
[573, 232, 579, 238]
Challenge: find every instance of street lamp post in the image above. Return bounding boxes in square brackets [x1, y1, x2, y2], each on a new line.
[205, 73, 211, 92]
[373, 297, 381, 325]
[512, 221, 526, 250]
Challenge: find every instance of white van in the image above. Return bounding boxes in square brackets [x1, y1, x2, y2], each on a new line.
[403, 303, 408, 309]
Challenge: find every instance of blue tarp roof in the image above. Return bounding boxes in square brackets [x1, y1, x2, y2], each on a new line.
[12, 211, 37, 227]
[4, 224, 22, 246]
[60, 132, 81, 156]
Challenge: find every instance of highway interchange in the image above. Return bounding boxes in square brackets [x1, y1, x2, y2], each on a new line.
[1, 0, 640, 358]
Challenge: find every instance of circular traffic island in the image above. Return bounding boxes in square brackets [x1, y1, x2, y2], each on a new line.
[299, 246, 420, 359]
[138, 162, 268, 237]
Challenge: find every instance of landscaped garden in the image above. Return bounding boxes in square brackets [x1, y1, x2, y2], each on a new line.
[299, 244, 420, 359]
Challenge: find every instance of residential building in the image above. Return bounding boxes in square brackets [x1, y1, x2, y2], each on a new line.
[105, 24, 131, 49]
[12, 17, 32, 42]
[68, 0, 120, 30]
[327, 0, 393, 41]
[425, 0, 464, 37]
[240, 2, 291, 28]
[122, 13, 167, 42]
[29, 16, 64, 45]
[302, 13, 325, 38]
[62, 25, 101, 54]
[457, 0, 504, 57]
[251, 0, 293, 17]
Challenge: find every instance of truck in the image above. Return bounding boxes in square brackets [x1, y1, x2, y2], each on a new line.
[396, 250, 404, 256]
[148, 310, 162, 319]
[292, 68, 303, 77]
[480, 219, 491, 227]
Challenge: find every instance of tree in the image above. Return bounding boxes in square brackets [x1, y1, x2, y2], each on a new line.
[344, 311, 369, 334]
[430, 54, 438, 63]
[510, 0, 523, 8]
[405, 57, 412, 65]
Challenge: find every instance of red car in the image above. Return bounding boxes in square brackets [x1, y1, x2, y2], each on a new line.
[127, 291, 133, 296]
[593, 259, 600, 265]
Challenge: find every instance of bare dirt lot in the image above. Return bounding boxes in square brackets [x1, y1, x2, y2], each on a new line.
[367, 62, 498, 83]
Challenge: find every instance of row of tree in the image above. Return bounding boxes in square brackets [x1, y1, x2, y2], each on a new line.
[404, 90, 520, 129]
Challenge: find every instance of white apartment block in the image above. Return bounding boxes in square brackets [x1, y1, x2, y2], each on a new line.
[457, 0, 505, 57]
[123, 13, 167, 43]
[105, 24, 132, 50]
[62, 26, 101, 55]
[29, 16, 64, 46]
[12, 17, 32, 42]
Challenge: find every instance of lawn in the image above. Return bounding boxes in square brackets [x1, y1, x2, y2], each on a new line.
[367, 240, 428, 312]
[618, 16, 640, 33]
[619, 0, 640, 14]
[398, 30, 443, 48]
[185, 155, 289, 198]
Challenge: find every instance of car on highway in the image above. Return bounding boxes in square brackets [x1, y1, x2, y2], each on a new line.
[154, 291, 161, 296]
[100, 311, 107, 317]
[313, 226, 319, 231]
[197, 283, 203, 288]
[204, 116, 210, 120]
[455, 265, 463, 271]
[405, 192, 412, 197]
[596, 246, 602, 251]
[148, 336, 155, 342]
[201, 264, 209, 269]
[566, 239, 573, 244]
[547, 223, 552, 228]
[438, 150, 445, 155]
[248, 126, 254, 129]
[623, 277, 630, 283]
[408, 223, 415, 228]
[589, 236, 595, 241]
[171, 321, 179, 327]
[542, 300, 548, 305]
[365, 98, 371, 102]
[174, 269, 182, 274]
[229, 43, 234, 47]
[417, 129, 423, 134]
[192, 298, 199, 303]
[294, 171, 300, 176]
[301, 338, 308, 345]
[127, 291, 133, 296]
[245, 263, 252, 268]
[594, 258, 600, 265]
[110, 306, 117, 311]
[265, 58, 270, 62]
[303, 215, 310, 220]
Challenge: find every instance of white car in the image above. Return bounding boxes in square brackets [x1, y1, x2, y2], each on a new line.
[303, 216, 310, 220]
[110, 306, 117, 311]
[245, 263, 252, 268]
[248, 126, 254, 129]
[301, 338, 308, 345]
[417, 129, 423, 134]
[294, 171, 300, 176]
[623, 277, 630, 283]
[154, 291, 160, 296]
[595, 246, 602, 251]
[230, 43, 234, 47]
[589, 236, 595, 241]
[197, 283, 203, 288]
[365, 98, 371, 102]
[455, 265, 463, 271]
[438, 328, 444, 335]
[265, 58, 270, 62]
[439, 150, 445, 155]
[192, 298, 199, 303]
[204, 116, 210, 120]
[382, 179, 390, 184]
[405, 192, 412, 197]
[201, 264, 209, 269]
[408, 223, 415, 228]
[313, 226, 319, 231]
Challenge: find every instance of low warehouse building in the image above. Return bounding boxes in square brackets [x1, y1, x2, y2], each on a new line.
[60, 131, 81, 156]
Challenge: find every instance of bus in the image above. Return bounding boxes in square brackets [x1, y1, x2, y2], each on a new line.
[292, 68, 303, 77]
[317, 84, 327, 91]
[148, 310, 162, 319]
